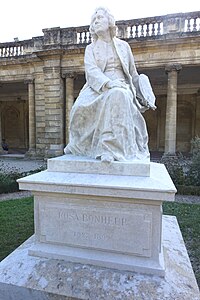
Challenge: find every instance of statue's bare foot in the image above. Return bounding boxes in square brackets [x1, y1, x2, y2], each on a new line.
[101, 154, 114, 163]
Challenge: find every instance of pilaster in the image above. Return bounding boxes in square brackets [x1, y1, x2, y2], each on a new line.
[62, 72, 76, 145]
[43, 65, 64, 157]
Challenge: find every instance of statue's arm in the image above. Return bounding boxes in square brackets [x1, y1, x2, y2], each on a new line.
[126, 43, 156, 110]
[84, 45, 110, 93]
[125, 43, 140, 88]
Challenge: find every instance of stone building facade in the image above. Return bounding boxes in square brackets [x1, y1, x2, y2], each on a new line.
[0, 11, 199, 158]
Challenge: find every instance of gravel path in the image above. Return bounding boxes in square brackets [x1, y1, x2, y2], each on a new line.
[0, 157, 46, 174]
[0, 191, 32, 202]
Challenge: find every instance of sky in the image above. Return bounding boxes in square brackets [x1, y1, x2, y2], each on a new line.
[0, 0, 199, 42]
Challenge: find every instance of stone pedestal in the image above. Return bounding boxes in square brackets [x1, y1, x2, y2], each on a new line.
[0, 154, 199, 299]
[17, 155, 177, 276]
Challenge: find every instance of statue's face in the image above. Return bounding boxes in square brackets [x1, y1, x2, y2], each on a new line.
[92, 9, 109, 35]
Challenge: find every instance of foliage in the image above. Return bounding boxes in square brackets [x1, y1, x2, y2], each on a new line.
[0, 161, 46, 194]
[190, 136, 200, 157]
[177, 185, 200, 196]
[160, 136, 200, 188]
[160, 153, 186, 186]
[0, 173, 19, 194]
[186, 136, 200, 186]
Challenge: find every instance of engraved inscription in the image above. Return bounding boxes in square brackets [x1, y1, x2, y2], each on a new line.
[73, 231, 111, 241]
[59, 210, 128, 227]
[39, 202, 152, 257]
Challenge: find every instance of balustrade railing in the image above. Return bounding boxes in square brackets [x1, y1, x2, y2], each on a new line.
[0, 11, 199, 58]
[117, 16, 164, 39]
[0, 42, 25, 57]
[185, 12, 200, 32]
[75, 17, 164, 43]
[0, 38, 35, 59]
[76, 25, 92, 44]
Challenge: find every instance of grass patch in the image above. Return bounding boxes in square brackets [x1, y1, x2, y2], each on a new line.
[0, 197, 34, 261]
[163, 201, 200, 288]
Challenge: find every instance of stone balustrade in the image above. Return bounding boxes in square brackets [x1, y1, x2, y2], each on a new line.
[0, 11, 199, 58]
[117, 15, 163, 39]
[0, 41, 26, 57]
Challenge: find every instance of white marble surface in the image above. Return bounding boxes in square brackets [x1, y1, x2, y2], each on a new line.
[18, 162, 176, 201]
[48, 154, 150, 176]
[17, 158, 176, 277]
[64, 8, 155, 162]
[0, 216, 199, 300]
[31, 192, 163, 275]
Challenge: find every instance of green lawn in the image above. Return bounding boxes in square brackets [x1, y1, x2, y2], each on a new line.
[0, 197, 199, 288]
[0, 197, 34, 261]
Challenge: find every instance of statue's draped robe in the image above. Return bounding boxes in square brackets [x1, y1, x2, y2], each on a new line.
[65, 37, 150, 161]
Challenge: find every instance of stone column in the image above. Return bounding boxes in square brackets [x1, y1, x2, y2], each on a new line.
[63, 72, 76, 145]
[24, 79, 36, 155]
[164, 64, 182, 154]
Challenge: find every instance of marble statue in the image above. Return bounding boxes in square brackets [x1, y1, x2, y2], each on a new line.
[64, 7, 156, 162]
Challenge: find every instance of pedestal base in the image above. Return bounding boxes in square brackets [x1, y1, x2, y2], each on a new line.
[0, 216, 199, 300]
[29, 239, 165, 277]
[18, 156, 177, 277]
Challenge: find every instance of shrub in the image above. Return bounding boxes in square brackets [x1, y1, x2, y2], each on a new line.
[160, 154, 185, 186]
[160, 137, 200, 189]
[0, 162, 46, 194]
[186, 136, 200, 186]
[0, 173, 19, 194]
[177, 185, 200, 196]
[191, 136, 200, 158]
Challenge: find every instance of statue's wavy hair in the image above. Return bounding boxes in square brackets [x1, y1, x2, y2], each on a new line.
[89, 7, 117, 41]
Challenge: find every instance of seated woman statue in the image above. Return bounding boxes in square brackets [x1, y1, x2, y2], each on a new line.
[64, 7, 156, 162]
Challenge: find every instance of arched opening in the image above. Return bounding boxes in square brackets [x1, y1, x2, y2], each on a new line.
[1, 104, 28, 153]
[0, 82, 28, 154]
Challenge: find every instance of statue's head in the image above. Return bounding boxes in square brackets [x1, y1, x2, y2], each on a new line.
[89, 7, 116, 41]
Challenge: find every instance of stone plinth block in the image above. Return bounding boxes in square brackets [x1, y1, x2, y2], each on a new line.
[47, 154, 150, 176]
[17, 155, 177, 276]
[0, 216, 199, 300]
